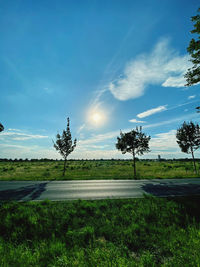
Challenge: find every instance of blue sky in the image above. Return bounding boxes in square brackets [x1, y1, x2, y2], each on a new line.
[1, 0, 200, 159]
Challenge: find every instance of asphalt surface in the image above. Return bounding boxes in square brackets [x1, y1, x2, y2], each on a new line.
[0, 178, 200, 201]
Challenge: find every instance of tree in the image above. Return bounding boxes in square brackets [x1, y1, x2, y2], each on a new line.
[176, 121, 200, 174]
[184, 8, 200, 86]
[0, 123, 4, 132]
[53, 117, 77, 176]
[116, 127, 151, 179]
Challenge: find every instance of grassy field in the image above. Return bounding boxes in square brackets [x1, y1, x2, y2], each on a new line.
[0, 196, 200, 266]
[0, 159, 199, 180]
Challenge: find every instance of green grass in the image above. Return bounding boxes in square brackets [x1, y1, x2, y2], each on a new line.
[0, 160, 199, 180]
[0, 196, 200, 266]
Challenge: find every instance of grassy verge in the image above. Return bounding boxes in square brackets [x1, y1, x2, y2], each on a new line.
[0, 196, 200, 266]
[0, 160, 199, 180]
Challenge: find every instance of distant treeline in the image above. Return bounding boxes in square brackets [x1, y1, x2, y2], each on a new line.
[0, 158, 199, 162]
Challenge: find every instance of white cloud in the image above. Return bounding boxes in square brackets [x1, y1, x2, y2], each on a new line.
[0, 143, 124, 160]
[150, 130, 178, 151]
[2, 127, 200, 160]
[162, 75, 186, 87]
[78, 130, 120, 146]
[188, 95, 196, 100]
[0, 130, 48, 141]
[72, 149, 125, 160]
[0, 143, 59, 159]
[143, 112, 199, 130]
[7, 128, 22, 132]
[129, 119, 146, 123]
[137, 105, 167, 118]
[109, 39, 192, 101]
[0, 129, 191, 160]
[78, 111, 199, 149]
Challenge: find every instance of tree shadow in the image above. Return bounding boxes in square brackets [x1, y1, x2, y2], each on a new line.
[143, 182, 200, 224]
[142, 182, 200, 197]
[0, 182, 48, 201]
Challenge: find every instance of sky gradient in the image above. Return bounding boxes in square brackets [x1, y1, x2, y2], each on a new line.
[1, 0, 200, 159]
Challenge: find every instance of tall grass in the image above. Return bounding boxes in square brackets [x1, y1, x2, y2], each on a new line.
[0, 196, 200, 265]
[0, 160, 199, 180]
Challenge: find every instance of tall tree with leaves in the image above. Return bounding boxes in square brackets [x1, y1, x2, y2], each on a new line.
[53, 118, 77, 176]
[0, 123, 4, 132]
[184, 8, 200, 86]
[176, 121, 200, 174]
[116, 127, 151, 179]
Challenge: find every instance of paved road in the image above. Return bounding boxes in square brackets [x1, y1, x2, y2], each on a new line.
[0, 178, 200, 201]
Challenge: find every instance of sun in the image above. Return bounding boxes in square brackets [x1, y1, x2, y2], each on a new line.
[87, 108, 107, 127]
[92, 113, 102, 123]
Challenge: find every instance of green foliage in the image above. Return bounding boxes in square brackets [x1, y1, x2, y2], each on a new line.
[0, 160, 200, 180]
[116, 127, 151, 156]
[176, 121, 200, 154]
[176, 121, 200, 173]
[0, 197, 200, 265]
[116, 127, 151, 178]
[0, 123, 4, 132]
[185, 8, 200, 86]
[53, 117, 77, 176]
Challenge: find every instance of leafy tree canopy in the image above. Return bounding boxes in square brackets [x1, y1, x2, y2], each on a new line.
[116, 127, 151, 156]
[0, 123, 4, 132]
[54, 117, 77, 176]
[176, 121, 200, 154]
[54, 118, 77, 159]
[116, 127, 151, 179]
[185, 8, 200, 86]
[176, 121, 200, 174]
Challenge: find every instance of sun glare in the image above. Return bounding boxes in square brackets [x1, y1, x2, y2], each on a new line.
[87, 108, 107, 127]
[92, 113, 101, 123]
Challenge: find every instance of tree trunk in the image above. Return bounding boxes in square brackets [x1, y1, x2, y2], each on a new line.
[191, 148, 197, 174]
[133, 153, 137, 179]
[63, 158, 67, 176]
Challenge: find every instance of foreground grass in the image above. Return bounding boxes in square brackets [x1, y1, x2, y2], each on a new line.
[0, 196, 200, 266]
[0, 160, 199, 180]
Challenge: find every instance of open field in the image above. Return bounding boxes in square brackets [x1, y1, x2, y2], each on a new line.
[0, 160, 199, 180]
[0, 196, 200, 266]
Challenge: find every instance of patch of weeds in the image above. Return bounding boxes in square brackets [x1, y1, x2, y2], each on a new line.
[43, 171, 50, 178]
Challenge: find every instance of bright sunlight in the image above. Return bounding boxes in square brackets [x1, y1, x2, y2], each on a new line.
[87, 108, 107, 127]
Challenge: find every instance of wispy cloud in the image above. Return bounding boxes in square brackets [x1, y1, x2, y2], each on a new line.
[77, 124, 86, 134]
[78, 130, 120, 146]
[7, 128, 23, 132]
[0, 129, 191, 160]
[142, 129, 193, 159]
[188, 95, 196, 100]
[129, 119, 146, 123]
[137, 105, 167, 118]
[162, 76, 186, 88]
[1, 127, 199, 160]
[109, 38, 191, 101]
[0, 130, 48, 141]
[150, 130, 178, 151]
[72, 147, 124, 159]
[143, 112, 199, 130]
[78, 112, 199, 148]
[0, 143, 58, 159]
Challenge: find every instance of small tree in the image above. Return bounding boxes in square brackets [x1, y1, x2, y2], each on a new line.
[53, 117, 77, 176]
[176, 121, 200, 174]
[116, 127, 151, 179]
[184, 8, 200, 86]
[0, 123, 4, 132]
